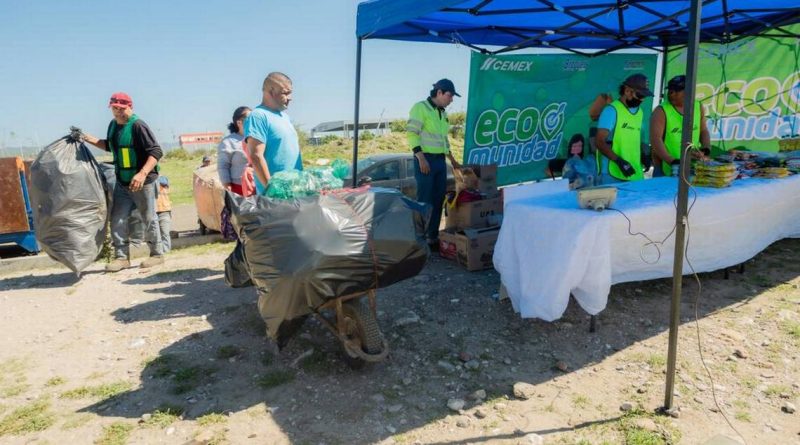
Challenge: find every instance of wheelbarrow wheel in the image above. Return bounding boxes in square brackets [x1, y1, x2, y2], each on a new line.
[340, 299, 385, 367]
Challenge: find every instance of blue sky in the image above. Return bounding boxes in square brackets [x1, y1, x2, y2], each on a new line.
[0, 0, 473, 148]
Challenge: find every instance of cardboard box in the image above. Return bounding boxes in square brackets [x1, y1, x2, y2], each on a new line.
[445, 196, 503, 230]
[438, 226, 500, 271]
[463, 164, 499, 197]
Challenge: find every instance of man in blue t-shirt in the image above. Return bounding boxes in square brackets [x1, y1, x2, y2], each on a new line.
[244, 72, 303, 195]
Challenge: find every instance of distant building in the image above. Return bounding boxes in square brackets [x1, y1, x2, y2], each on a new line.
[179, 132, 223, 149]
[309, 119, 395, 144]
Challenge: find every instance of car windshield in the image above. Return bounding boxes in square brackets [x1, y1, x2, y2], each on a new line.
[356, 158, 377, 172]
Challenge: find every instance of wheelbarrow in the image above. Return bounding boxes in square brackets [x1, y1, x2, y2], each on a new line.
[311, 289, 389, 368]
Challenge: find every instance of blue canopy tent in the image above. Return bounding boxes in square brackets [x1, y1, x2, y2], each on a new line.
[353, 0, 800, 412]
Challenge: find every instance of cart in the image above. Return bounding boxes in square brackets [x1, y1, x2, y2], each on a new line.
[0, 157, 39, 254]
[311, 289, 389, 367]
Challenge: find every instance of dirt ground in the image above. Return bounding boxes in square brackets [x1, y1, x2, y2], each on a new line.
[0, 238, 798, 445]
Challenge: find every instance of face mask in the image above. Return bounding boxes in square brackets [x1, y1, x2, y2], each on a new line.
[627, 97, 642, 108]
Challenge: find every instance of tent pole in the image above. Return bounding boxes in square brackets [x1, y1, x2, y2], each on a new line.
[352, 37, 363, 187]
[660, 38, 669, 92]
[663, 0, 702, 412]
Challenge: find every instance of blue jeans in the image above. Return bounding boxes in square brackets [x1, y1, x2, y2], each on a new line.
[111, 182, 163, 259]
[414, 153, 447, 243]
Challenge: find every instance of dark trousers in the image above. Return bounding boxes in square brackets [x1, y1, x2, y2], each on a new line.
[414, 153, 447, 243]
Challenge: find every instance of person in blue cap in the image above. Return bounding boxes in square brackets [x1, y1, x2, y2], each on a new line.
[155, 175, 172, 253]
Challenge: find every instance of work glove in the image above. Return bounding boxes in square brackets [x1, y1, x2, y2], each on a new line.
[69, 126, 83, 142]
[613, 157, 636, 177]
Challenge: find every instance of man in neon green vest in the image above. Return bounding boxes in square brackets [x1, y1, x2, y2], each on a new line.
[407, 78, 461, 250]
[594, 74, 653, 183]
[650, 75, 711, 177]
[83, 92, 165, 272]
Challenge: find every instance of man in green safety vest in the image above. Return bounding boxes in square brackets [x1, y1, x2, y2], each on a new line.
[83, 92, 165, 272]
[407, 79, 462, 250]
[650, 75, 711, 177]
[594, 74, 653, 183]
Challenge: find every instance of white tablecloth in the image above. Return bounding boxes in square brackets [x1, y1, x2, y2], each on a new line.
[494, 175, 800, 321]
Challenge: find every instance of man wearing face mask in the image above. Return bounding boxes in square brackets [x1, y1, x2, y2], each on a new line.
[245, 72, 303, 195]
[650, 75, 711, 177]
[594, 74, 653, 183]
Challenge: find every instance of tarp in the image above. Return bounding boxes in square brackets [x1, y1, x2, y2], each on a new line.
[225, 187, 430, 339]
[464, 51, 657, 185]
[666, 24, 800, 152]
[357, 0, 800, 53]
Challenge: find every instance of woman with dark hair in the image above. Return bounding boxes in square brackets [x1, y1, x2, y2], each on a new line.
[217, 106, 251, 195]
[562, 132, 596, 189]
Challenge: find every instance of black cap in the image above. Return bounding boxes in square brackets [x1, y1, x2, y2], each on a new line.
[623, 73, 653, 98]
[433, 78, 461, 97]
[667, 75, 686, 92]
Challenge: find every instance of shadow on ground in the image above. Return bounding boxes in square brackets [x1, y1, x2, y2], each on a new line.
[76, 238, 800, 444]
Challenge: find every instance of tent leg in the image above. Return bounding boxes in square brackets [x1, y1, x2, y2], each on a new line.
[351, 37, 363, 188]
[589, 315, 597, 333]
[663, 0, 703, 413]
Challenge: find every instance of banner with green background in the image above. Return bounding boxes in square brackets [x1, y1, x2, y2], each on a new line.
[666, 24, 800, 153]
[464, 52, 657, 186]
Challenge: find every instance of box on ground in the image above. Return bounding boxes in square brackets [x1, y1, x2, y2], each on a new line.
[462, 164, 499, 197]
[445, 196, 502, 231]
[438, 226, 500, 271]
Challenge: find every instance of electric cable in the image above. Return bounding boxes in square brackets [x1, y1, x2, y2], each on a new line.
[678, 159, 748, 445]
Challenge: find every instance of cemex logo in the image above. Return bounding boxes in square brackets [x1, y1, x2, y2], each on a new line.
[671, 127, 682, 133]
[480, 57, 533, 72]
[621, 122, 630, 128]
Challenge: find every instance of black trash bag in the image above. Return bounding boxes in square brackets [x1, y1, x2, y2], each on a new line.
[225, 187, 429, 339]
[224, 240, 253, 288]
[29, 133, 108, 275]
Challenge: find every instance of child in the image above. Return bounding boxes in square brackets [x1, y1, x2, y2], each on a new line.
[156, 176, 173, 252]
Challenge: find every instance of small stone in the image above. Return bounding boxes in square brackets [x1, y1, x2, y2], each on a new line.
[637, 387, 647, 394]
[781, 402, 796, 414]
[779, 392, 791, 399]
[187, 398, 197, 404]
[733, 349, 748, 359]
[456, 417, 470, 428]
[666, 408, 681, 418]
[387, 404, 402, 413]
[386, 425, 396, 434]
[200, 314, 207, 321]
[402, 377, 412, 386]
[459, 352, 472, 362]
[503, 358, 512, 365]
[555, 360, 568, 372]
[524, 432, 544, 445]
[493, 403, 507, 410]
[474, 408, 488, 419]
[438, 361, 456, 373]
[394, 311, 421, 327]
[620, 402, 635, 412]
[513, 382, 536, 400]
[469, 389, 487, 401]
[128, 338, 146, 348]
[447, 398, 465, 412]
[371, 394, 386, 404]
[140, 413, 152, 422]
[465, 360, 480, 371]
[166, 427, 175, 435]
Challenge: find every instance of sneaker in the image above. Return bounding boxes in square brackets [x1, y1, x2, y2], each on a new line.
[140, 255, 165, 268]
[105, 258, 131, 273]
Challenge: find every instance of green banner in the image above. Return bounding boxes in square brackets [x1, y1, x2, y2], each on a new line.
[464, 52, 658, 186]
[666, 25, 800, 153]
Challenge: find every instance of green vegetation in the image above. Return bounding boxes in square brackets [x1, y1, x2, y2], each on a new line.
[299, 350, 329, 374]
[44, 377, 66, 387]
[216, 345, 242, 360]
[96, 421, 134, 445]
[0, 358, 30, 398]
[0, 399, 55, 437]
[172, 366, 216, 395]
[256, 370, 295, 389]
[197, 412, 227, 426]
[141, 405, 183, 428]
[572, 394, 590, 409]
[59, 381, 132, 400]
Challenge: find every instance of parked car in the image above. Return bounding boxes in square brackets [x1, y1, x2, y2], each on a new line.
[346, 153, 455, 199]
